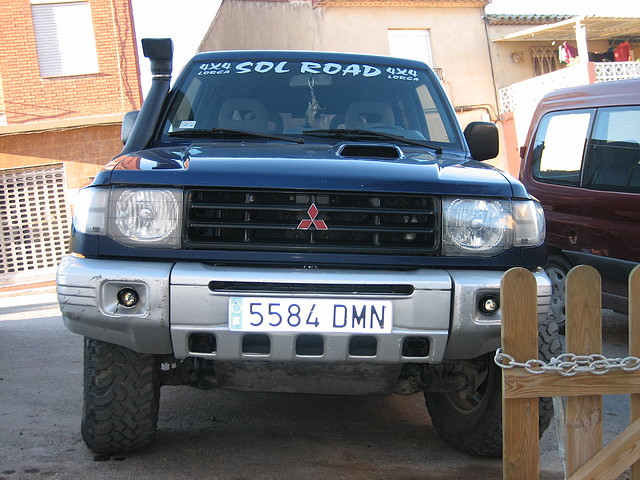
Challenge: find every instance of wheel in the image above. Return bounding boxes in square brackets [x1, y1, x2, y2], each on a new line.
[538, 318, 563, 434]
[424, 354, 503, 456]
[82, 338, 161, 454]
[545, 254, 573, 333]
[424, 319, 562, 457]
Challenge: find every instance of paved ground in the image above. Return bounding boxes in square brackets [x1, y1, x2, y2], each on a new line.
[0, 287, 631, 479]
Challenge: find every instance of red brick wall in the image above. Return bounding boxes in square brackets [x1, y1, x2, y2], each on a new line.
[0, 125, 123, 190]
[0, 0, 142, 124]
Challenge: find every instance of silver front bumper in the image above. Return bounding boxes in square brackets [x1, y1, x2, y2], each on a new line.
[57, 256, 551, 362]
[56, 256, 174, 353]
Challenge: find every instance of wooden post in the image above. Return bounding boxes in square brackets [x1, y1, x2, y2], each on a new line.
[502, 267, 539, 480]
[565, 265, 603, 476]
[630, 266, 640, 480]
[501, 265, 640, 479]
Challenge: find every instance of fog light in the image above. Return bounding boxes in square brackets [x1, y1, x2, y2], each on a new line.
[479, 295, 499, 315]
[117, 288, 139, 308]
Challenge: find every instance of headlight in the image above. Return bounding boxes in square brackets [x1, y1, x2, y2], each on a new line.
[109, 189, 182, 247]
[442, 197, 544, 256]
[73, 187, 183, 248]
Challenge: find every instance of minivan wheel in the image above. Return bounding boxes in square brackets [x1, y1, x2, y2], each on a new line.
[545, 255, 572, 333]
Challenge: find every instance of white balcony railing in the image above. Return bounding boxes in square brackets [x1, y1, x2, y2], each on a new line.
[499, 61, 640, 115]
[594, 61, 640, 82]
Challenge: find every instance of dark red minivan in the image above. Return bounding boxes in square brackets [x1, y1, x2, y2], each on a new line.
[520, 78, 640, 330]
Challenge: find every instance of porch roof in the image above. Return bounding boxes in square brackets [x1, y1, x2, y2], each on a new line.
[492, 15, 640, 42]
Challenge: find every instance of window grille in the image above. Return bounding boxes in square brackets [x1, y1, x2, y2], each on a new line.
[530, 46, 560, 77]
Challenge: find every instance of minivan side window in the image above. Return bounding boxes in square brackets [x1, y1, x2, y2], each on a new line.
[531, 111, 593, 186]
[583, 106, 640, 193]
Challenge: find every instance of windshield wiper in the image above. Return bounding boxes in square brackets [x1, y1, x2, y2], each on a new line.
[303, 128, 443, 153]
[168, 128, 304, 144]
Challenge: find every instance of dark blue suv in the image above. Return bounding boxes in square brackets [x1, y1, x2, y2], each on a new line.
[57, 39, 557, 457]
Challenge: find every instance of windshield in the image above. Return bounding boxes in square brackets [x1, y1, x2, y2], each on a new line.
[159, 57, 462, 148]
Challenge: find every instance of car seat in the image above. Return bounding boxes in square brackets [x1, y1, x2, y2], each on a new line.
[345, 101, 394, 129]
[218, 98, 268, 131]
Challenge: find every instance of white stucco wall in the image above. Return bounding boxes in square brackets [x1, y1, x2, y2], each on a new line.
[200, 1, 497, 119]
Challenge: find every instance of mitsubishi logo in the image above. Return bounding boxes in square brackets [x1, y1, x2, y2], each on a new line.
[297, 203, 328, 230]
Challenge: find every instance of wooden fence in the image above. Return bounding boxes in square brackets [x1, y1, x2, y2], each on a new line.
[500, 264, 640, 480]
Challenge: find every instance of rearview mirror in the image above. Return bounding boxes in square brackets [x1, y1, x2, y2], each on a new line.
[289, 74, 333, 87]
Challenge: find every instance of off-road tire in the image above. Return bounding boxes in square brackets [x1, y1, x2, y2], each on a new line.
[424, 319, 562, 457]
[82, 338, 161, 454]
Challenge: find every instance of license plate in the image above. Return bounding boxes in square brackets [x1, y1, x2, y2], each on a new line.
[229, 297, 393, 334]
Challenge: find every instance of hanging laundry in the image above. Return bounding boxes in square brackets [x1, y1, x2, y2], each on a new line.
[588, 49, 615, 62]
[559, 41, 578, 64]
[614, 41, 631, 62]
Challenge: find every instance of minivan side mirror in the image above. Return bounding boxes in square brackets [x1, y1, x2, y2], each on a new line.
[463, 121, 499, 161]
[121, 111, 140, 145]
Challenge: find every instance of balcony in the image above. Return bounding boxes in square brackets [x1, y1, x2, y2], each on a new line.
[499, 61, 640, 115]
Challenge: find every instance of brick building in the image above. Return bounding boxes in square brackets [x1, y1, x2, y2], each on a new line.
[0, 0, 142, 285]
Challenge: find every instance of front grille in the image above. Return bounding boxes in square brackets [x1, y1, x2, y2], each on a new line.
[185, 189, 439, 255]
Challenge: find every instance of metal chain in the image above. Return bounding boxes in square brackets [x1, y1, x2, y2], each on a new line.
[494, 348, 640, 376]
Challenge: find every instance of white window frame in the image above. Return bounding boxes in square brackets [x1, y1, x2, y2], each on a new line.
[31, 0, 100, 77]
[387, 29, 434, 67]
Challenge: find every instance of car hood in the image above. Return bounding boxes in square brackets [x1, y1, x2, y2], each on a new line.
[98, 142, 526, 198]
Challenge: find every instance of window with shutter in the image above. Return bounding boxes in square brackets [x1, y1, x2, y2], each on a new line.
[31, 0, 99, 77]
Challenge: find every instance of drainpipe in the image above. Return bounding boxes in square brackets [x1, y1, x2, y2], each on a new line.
[482, 15, 500, 118]
[121, 38, 173, 155]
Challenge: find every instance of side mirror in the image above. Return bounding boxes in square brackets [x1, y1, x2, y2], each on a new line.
[464, 121, 499, 161]
[121, 111, 140, 145]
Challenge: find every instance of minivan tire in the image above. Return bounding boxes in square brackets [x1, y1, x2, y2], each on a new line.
[545, 254, 572, 333]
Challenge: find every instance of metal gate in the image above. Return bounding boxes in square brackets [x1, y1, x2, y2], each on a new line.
[0, 163, 70, 285]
